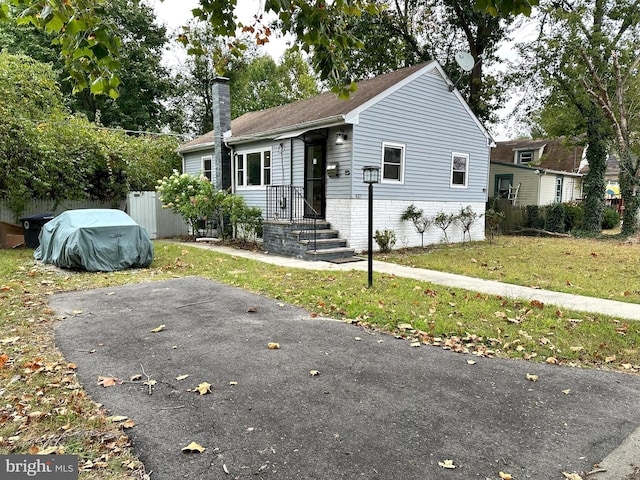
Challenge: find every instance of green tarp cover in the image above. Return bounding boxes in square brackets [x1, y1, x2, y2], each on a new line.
[34, 209, 154, 272]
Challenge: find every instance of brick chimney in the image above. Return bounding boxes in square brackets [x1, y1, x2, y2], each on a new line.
[212, 77, 231, 191]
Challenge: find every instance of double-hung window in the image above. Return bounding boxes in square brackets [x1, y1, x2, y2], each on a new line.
[236, 149, 271, 188]
[201, 156, 212, 182]
[517, 150, 533, 164]
[451, 152, 469, 188]
[381, 142, 405, 183]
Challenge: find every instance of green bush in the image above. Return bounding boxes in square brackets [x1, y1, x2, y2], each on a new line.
[545, 203, 565, 233]
[524, 205, 544, 229]
[562, 202, 584, 232]
[601, 207, 621, 230]
[374, 229, 397, 253]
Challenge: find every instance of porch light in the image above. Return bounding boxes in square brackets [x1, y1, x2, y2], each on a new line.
[362, 165, 380, 288]
[335, 130, 348, 145]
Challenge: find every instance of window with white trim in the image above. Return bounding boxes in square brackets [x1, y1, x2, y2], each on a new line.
[517, 150, 533, 164]
[381, 142, 405, 183]
[236, 149, 272, 188]
[451, 152, 469, 188]
[201, 156, 212, 182]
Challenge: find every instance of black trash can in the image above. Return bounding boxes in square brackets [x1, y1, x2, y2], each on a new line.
[20, 213, 55, 248]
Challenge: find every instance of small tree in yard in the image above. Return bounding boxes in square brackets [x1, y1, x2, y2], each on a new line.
[156, 170, 216, 238]
[433, 211, 456, 244]
[456, 206, 480, 243]
[484, 209, 505, 244]
[400, 204, 432, 248]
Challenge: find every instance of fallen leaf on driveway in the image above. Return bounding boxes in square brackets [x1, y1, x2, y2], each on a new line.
[526, 373, 538, 382]
[309, 370, 319, 377]
[499, 472, 513, 480]
[130, 374, 142, 381]
[108, 415, 128, 422]
[194, 382, 212, 395]
[181, 441, 205, 453]
[176, 374, 189, 381]
[438, 459, 456, 469]
[562, 473, 583, 480]
[267, 342, 280, 350]
[122, 419, 135, 429]
[97, 376, 122, 387]
[562, 389, 571, 395]
[247, 307, 258, 313]
[150, 324, 166, 333]
[467, 360, 476, 365]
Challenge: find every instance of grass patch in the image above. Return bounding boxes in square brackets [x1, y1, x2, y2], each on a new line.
[1, 240, 639, 478]
[377, 235, 640, 303]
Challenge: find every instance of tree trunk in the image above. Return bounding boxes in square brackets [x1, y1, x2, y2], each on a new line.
[619, 148, 640, 235]
[581, 106, 609, 233]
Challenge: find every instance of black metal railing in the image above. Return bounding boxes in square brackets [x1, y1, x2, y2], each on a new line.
[266, 185, 318, 251]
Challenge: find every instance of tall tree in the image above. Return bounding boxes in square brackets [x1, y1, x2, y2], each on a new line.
[524, 0, 640, 233]
[308, 0, 512, 123]
[4, 0, 537, 98]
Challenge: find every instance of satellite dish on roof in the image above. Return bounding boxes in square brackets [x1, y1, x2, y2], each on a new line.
[455, 52, 475, 72]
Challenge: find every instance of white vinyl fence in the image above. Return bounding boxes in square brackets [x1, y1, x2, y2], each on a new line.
[0, 192, 188, 240]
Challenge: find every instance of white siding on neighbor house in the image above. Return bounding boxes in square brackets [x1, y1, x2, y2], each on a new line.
[326, 199, 485, 252]
[538, 175, 558, 205]
[349, 71, 489, 204]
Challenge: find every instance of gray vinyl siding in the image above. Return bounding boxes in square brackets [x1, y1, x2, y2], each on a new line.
[351, 70, 489, 202]
[183, 150, 214, 177]
[326, 126, 353, 199]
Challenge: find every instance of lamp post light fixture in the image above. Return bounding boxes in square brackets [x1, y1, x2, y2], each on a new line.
[362, 165, 380, 288]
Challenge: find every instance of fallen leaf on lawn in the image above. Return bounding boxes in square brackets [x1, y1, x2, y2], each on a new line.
[410, 341, 421, 347]
[499, 472, 513, 480]
[108, 415, 129, 422]
[562, 473, 583, 480]
[622, 363, 633, 370]
[1, 336, 20, 345]
[526, 373, 538, 382]
[130, 374, 142, 381]
[467, 360, 476, 365]
[562, 389, 571, 395]
[309, 370, 320, 377]
[150, 324, 166, 333]
[605, 355, 616, 363]
[546, 356, 558, 365]
[176, 374, 190, 381]
[438, 459, 456, 469]
[97, 376, 122, 387]
[122, 419, 135, 429]
[267, 342, 280, 349]
[0, 354, 8, 368]
[569, 346, 584, 352]
[398, 323, 413, 330]
[194, 382, 212, 395]
[181, 441, 205, 453]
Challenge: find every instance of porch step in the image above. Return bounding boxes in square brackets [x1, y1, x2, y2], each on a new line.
[305, 247, 358, 262]
[299, 237, 348, 249]
[292, 229, 340, 240]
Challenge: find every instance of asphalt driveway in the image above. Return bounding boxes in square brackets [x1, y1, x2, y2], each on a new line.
[51, 277, 640, 479]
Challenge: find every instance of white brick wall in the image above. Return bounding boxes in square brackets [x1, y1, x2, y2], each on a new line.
[327, 199, 485, 252]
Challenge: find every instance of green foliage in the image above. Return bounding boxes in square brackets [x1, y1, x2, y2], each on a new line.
[400, 204, 431, 247]
[601, 207, 620, 230]
[456, 205, 480, 243]
[484, 209, 505, 244]
[524, 205, 544, 229]
[433, 211, 456, 243]
[544, 203, 565, 233]
[374, 229, 397, 253]
[562, 202, 584, 232]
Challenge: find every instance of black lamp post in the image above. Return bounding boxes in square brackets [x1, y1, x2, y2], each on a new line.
[362, 165, 380, 288]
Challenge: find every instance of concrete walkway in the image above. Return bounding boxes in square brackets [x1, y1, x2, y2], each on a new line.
[188, 242, 640, 321]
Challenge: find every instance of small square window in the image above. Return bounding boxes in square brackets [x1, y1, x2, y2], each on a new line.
[451, 152, 468, 188]
[518, 151, 533, 164]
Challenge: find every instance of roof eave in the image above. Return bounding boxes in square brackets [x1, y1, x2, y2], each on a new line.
[228, 116, 346, 144]
[176, 141, 215, 154]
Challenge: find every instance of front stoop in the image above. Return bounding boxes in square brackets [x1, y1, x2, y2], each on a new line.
[263, 220, 357, 262]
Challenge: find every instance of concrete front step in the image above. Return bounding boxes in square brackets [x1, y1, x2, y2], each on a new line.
[304, 247, 357, 262]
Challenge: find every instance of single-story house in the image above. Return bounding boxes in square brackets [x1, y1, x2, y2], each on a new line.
[489, 139, 586, 206]
[178, 61, 494, 260]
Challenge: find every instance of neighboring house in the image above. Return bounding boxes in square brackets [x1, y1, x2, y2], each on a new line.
[178, 61, 494, 260]
[489, 139, 585, 206]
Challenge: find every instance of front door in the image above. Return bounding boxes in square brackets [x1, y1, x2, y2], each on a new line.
[304, 142, 326, 217]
